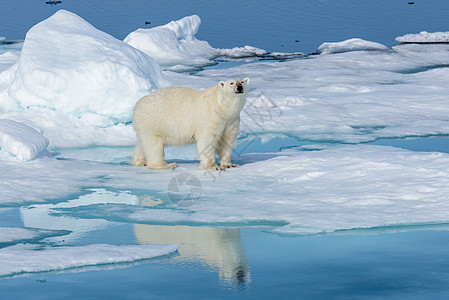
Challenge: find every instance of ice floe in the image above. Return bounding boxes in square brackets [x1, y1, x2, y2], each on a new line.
[2, 145, 449, 236]
[0, 243, 178, 277]
[65, 145, 449, 235]
[317, 38, 389, 54]
[124, 15, 219, 71]
[396, 31, 449, 43]
[0, 227, 68, 245]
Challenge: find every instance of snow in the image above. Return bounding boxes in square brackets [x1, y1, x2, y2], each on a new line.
[396, 31, 449, 43]
[317, 38, 388, 54]
[124, 15, 219, 71]
[7, 10, 167, 123]
[0, 243, 178, 277]
[0, 119, 49, 161]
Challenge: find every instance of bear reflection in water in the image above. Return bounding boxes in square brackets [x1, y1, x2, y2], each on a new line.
[134, 196, 251, 287]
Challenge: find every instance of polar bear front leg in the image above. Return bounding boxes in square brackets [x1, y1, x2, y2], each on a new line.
[141, 135, 178, 170]
[217, 118, 240, 168]
[197, 136, 221, 170]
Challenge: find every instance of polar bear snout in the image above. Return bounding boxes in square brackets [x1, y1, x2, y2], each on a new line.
[236, 81, 244, 93]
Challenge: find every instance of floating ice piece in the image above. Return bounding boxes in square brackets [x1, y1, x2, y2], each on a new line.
[0, 243, 178, 277]
[8, 10, 167, 123]
[218, 46, 267, 58]
[124, 15, 219, 70]
[395, 31, 449, 43]
[0, 227, 68, 245]
[0, 119, 49, 161]
[317, 38, 388, 54]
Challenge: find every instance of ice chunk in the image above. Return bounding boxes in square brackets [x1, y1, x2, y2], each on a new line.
[0, 119, 49, 161]
[124, 15, 289, 70]
[0, 243, 178, 277]
[396, 31, 449, 43]
[124, 15, 219, 70]
[0, 227, 68, 244]
[8, 10, 167, 123]
[218, 46, 267, 58]
[317, 38, 388, 54]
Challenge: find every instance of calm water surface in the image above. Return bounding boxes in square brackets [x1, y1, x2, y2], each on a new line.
[1, 0, 449, 53]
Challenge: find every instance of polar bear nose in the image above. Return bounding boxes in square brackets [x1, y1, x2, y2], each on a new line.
[237, 85, 243, 93]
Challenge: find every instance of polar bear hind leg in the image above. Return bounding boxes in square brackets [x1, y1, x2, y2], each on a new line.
[131, 140, 146, 166]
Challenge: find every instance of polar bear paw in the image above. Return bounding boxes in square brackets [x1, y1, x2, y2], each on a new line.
[148, 162, 178, 170]
[220, 163, 239, 169]
[201, 163, 225, 171]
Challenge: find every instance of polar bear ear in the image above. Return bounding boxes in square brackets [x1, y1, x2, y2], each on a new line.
[244, 77, 250, 85]
[219, 81, 225, 88]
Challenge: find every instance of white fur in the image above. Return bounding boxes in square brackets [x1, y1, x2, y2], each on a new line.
[131, 78, 250, 170]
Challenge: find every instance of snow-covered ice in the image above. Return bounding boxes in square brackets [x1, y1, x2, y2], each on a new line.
[396, 31, 449, 43]
[124, 15, 300, 72]
[195, 42, 449, 143]
[1, 144, 449, 236]
[0, 243, 178, 277]
[28, 145, 449, 236]
[7, 10, 166, 123]
[317, 38, 389, 54]
[0, 227, 68, 244]
[0, 119, 49, 161]
[124, 15, 219, 71]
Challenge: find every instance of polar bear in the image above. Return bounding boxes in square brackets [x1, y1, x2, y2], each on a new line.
[131, 78, 250, 170]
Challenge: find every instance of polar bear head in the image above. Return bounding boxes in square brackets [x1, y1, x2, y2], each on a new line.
[217, 78, 250, 116]
[219, 78, 250, 96]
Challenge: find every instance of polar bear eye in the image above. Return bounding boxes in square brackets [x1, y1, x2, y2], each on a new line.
[230, 82, 234, 85]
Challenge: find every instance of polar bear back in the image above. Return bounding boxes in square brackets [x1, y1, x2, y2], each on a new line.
[133, 86, 218, 146]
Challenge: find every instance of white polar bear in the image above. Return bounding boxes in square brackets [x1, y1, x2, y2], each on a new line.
[131, 78, 250, 170]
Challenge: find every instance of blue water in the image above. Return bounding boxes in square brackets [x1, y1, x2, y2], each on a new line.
[3, 225, 449, 299]
[2, 0, 449, 54]
[3, 0, 449, 299]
